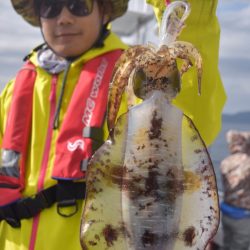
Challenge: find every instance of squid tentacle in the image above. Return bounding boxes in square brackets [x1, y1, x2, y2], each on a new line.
[168, 41, 203, 94]
[179, 57, 193, 76]
[107, 46, 152, 136]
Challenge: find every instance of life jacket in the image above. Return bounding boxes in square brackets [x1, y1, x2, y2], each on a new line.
[0, 49, 122, 209]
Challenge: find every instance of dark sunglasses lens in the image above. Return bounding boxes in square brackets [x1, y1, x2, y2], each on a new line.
[68, 0, 94, 17]
[38, 0, 94, 18]
[39, 0, 63, 18]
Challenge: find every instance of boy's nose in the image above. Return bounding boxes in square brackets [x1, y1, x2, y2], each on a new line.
[57, 6, 75, 24]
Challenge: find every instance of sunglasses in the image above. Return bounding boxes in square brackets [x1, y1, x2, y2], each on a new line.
[35, 0, 94, 19]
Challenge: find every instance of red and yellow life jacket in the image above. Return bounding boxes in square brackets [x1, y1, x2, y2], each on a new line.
[0, 49, 122, 208]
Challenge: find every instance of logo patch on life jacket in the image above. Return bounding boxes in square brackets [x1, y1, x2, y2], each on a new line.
[82, 58, 108, 127]
[67, 139, 85, 152]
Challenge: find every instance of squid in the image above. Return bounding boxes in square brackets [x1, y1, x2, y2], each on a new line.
[80, 1, 219, 249]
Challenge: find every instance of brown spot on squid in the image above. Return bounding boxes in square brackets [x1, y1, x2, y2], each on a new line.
[183, 226, 197, 247]
[102, 224, 118, 247]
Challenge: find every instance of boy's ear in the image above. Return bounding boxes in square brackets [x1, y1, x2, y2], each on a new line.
[103, 13, 111, 25]
[102, 3, 112, 25]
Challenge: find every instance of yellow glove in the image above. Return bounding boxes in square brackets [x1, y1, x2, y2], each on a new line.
[146, 0, 226, 146]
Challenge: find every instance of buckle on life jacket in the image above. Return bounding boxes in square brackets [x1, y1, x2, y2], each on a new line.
[57, 199, 78, 217]
[56, 180, 82, 217]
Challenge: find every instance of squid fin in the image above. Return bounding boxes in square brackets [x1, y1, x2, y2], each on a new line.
[80, 113, 129, 250]
[173, 115, 219, 249]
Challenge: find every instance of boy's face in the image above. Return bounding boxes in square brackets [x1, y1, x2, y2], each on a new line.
[40, 1, 107, 58]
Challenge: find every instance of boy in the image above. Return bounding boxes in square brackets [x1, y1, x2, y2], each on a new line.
[0, 1, 129, 249]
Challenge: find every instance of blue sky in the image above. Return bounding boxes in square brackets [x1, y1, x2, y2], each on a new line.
[216, 0, 250, 114]
[0, 0, 249, 114]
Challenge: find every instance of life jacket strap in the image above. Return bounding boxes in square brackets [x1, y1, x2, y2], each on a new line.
[83, 126, 105, 142]
[0, 181, 86, 228]
[83, 126, 106, 151]
[80, 126, 106, 172]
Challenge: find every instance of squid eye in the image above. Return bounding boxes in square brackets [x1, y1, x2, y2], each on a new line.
[133, 68, 147, 99]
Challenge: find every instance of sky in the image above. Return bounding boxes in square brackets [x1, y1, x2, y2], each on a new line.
[0, 0, 250, 114]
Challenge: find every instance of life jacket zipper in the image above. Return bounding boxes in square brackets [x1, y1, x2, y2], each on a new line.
[53, 61, 71, 129]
